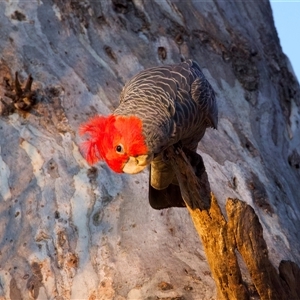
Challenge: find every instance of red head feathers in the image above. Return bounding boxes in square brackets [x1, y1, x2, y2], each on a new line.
[79, 115, 148, 173]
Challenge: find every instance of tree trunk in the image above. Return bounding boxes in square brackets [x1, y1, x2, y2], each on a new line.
[0, 1, 299, 299]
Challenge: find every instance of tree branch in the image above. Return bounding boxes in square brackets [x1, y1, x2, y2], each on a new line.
[167, 145, 300, 300]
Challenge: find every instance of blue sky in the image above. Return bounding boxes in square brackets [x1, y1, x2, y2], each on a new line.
[270, 1, 300, 83]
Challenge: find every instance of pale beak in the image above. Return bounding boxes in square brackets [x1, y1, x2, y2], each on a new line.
[122, 154, 154, 174]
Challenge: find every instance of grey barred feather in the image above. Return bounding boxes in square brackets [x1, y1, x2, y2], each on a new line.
[114, 59, 218, 154]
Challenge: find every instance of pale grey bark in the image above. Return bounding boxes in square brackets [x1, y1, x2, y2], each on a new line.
[0, 0, 299, 299]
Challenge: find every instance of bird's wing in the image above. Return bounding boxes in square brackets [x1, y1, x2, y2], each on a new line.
[189, 61, 218, 129]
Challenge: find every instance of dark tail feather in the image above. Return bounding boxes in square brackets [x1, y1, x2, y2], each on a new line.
[148, 167, 186, 209]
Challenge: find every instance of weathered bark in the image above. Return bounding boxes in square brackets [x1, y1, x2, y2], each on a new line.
[166, 147, 248, 299]
[187, 197, 248, 300]
[167, 146, 300, 299]
[0, 0, 299, 299]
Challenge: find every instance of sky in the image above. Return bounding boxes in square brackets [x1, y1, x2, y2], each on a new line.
[270, 1, 300, 83]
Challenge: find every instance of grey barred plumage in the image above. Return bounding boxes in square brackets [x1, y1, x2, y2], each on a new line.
[114, 59, 218, 153]
[113, 59, 217, 209]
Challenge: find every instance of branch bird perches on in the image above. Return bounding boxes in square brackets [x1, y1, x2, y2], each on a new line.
[167, 145, 300, 300]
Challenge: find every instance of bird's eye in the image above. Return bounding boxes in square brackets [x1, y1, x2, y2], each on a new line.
[115, 144, 124, 153]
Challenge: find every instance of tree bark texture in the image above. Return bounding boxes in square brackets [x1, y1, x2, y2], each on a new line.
[0, 1, 299, 299]
[167, 146, 300, 300]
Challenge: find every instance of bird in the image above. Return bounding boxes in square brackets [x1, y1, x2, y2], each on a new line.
[79, 59, 218, 209]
